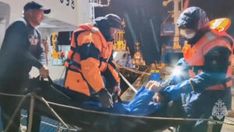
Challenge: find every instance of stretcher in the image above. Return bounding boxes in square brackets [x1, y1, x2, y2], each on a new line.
[24, 77, 185, 132]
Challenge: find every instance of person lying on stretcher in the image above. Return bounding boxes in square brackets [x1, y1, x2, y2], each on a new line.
[81, 58, 190, 116]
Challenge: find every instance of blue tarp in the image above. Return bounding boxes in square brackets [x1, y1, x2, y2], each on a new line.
[82, 86, 162, 116]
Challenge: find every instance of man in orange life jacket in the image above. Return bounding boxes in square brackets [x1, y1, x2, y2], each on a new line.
[64, 14, 123, 108]
[157, 7, 233, 132]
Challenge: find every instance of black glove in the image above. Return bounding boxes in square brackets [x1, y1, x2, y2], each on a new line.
[157, 88, 170, 103]
[97, 89, 113, 108]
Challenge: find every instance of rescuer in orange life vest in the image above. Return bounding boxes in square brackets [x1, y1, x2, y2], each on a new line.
[156, 7, 233, 132]
[64, 14, 123, 108]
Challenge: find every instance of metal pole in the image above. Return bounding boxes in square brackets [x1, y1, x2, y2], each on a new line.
[27, 94, 35, 132]
[173, 0, 181, 51]
[34, 95, 69, 128]
[119, 72, 138, 93]
[4, 94, 29, 132]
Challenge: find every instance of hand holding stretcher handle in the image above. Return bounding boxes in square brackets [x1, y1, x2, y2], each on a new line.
[97, 88, 113, 108]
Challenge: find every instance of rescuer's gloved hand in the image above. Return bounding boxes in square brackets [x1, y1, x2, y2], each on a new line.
[113, 83, 121, 96]
[112, 83, 121, 103]
[97, 89, 113, 108]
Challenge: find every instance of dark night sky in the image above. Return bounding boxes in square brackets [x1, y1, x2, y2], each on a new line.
[96, 0, 234, 64]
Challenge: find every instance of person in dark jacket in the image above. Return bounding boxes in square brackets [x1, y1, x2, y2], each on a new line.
[157, 7, 233, 132]
[0, 1, 50, 131]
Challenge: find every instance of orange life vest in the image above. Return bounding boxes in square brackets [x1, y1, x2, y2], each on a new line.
[183, 30, 233, 90]
[64, 24, 120, 96]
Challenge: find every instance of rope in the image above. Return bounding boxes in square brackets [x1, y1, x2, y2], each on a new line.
[118, 72, 137, 93]
[0, 91, 25, 97]
[116, 64, 151, 93]
[46, 100, 234, 126]
[0, 91, 69, 130]
[0, 91, 234, 127]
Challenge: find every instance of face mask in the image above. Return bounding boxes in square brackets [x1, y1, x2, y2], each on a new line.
[184, 32, 196, 39]
[180, 29, 196, 39]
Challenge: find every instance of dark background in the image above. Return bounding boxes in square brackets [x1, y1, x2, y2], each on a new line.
[96, 0, 234, 64]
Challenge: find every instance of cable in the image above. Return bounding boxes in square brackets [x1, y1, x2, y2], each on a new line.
[46, 100, 234, 126]
[0, 91, 234, 127]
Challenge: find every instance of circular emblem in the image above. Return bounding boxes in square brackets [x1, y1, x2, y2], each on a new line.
[212, 99, 227, 120]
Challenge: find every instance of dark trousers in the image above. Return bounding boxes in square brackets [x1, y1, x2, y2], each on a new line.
[177, 90, 229, 132]
[1, 96, 21, 132]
